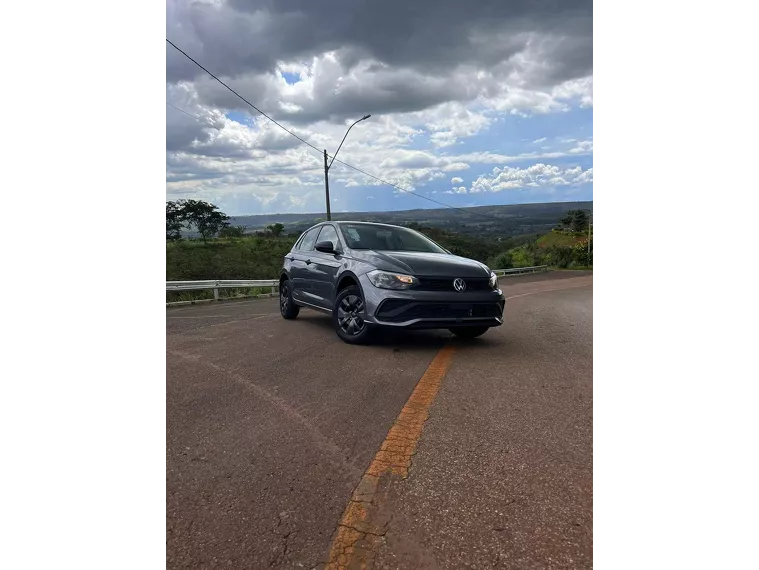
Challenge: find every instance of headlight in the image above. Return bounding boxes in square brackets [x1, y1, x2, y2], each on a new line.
[488, 271, 498, 290]
[367, 270, 418, 290]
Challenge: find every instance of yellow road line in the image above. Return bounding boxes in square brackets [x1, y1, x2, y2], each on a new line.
[325, 344, 457, 570]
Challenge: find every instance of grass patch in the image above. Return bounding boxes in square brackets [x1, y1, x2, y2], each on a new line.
[167, 236, 297, 281]
[166, 286, 277, 304]
[537, 231, 588, 249]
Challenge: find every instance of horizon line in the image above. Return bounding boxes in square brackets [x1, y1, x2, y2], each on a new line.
[223, 199, 594, 218]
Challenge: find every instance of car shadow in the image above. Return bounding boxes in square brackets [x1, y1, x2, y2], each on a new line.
[294, 312, 502, 350]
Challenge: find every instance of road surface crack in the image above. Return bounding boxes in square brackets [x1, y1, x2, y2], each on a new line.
[168, 349, 361, 479]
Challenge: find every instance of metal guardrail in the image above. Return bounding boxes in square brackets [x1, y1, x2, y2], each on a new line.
[493, 265, 549, 277]
[166, 279, 279, 301]
[166, 279, 278, 291]
[166, 266, 548, 304]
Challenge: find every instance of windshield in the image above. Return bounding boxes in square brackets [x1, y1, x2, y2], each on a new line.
[339, 223, 447, 253]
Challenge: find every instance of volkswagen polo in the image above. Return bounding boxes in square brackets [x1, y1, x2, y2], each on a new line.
[279, 221, 505, 344]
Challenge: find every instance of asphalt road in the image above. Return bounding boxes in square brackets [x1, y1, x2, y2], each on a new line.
[167, 270, 593, 569]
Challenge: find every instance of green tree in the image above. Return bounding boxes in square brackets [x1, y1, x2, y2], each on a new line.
[266, 222, 285, 237]
[166, 201, 184, 241]
[509, 243, 545, 268]
[488, 251, 514, 270]
[572, 238, 592, 267]
[219, 225, 246, 238]
[180, 200, 230, 243]
[545, 246, 573, 268]
[572, 210, 589, 233]
[558, 210, 589, 233]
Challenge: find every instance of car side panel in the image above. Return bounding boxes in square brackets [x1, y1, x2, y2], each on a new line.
[307, 225, 346, 309]
[307, 252, 342, 309]
[288, 226, 322, 302]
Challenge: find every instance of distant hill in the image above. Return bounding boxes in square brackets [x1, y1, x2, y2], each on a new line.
[227, 201, 593, 239]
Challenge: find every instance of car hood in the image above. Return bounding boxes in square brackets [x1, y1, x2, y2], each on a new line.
[349, 250, 490, 277]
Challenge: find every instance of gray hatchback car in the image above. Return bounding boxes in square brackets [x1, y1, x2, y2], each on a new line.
[279, 221, 505, 344]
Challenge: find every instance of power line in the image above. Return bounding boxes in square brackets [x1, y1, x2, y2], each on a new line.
[166, 101, 221, 130]
[165, 100, 321, 173]
[166, 39, 321, 153]
[164, 102, 494, 220]
[165, 39, 506, 222]
[327, 157, 499, 218]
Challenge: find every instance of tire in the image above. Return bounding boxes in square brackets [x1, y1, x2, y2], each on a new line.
[449, 326, 490, 339]
[279, 279, 300, 319]
[333, 285, 374, 344]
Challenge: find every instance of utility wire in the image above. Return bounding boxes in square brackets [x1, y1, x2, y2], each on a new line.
[166, 39, 505, 222]
[166, 101, 221, 130]
[167, 39, 321, 153]
[166, 100, 321, 172]
[327, 157, 493, 216]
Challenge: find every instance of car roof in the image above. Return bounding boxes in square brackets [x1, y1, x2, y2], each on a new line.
[333, 221, 403, 228]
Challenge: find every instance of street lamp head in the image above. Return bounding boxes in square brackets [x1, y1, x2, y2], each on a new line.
[326, 113, 372, 219]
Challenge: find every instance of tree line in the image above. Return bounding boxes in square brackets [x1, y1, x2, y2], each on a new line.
[166, 200, 285, 242]
[166, 202, 592, 274]
[555, 209, 591, 233]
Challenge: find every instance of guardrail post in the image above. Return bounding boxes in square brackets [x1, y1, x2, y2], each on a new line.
[213, 282, 219, 301]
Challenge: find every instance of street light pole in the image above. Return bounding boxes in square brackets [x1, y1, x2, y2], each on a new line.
[323, 149, 331, 222]
[323, 114, 371, 221]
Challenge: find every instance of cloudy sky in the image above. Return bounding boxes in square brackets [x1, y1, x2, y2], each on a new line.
[166, 0, 593, 216]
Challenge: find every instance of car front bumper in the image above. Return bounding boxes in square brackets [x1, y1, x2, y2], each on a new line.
[358, 274, 505, 329]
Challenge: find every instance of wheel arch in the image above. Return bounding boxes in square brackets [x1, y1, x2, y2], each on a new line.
[336, 271, 361, 295]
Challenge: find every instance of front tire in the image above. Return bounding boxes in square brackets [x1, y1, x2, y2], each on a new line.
[333, 285, 373, 344]
[449, 326, 490, 339]
[279, 279, 300, 319]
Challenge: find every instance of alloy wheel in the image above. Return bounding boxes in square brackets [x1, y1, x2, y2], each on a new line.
[337, 294, 365, 335]
[280, 285, 289, 314]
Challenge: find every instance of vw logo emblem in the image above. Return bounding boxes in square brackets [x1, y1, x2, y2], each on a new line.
[453, 278, 467, 292]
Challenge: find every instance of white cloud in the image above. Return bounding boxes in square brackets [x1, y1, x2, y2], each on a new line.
[469, 163, 593, 193]
[441, 162, 471, 172]
[569, 139, 594, 154]
[166, 0, 592, 214]
[533, 137, 547, 144]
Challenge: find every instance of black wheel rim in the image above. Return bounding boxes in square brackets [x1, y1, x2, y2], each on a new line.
[280, 285, 289, 314]
[337, 294, 366, 335]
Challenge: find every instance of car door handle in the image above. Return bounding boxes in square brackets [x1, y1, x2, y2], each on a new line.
[305, 259, 312, 265]
[287, 256, 294, 261]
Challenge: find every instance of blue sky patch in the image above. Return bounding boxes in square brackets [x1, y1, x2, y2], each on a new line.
[281, 71, 301, 85]
[225, 111, 254, 126]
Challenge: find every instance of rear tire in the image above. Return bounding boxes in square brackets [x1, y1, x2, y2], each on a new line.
[333, 285, 374, 344]
[279, 279, 300, 319]
[449, 326, 490, 339]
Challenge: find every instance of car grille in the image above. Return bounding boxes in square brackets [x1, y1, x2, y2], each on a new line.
[413, 277, 491, 292]
[376, 300, 504, 322]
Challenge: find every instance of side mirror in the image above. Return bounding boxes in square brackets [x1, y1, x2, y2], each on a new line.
[315, 240, 336, 254]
